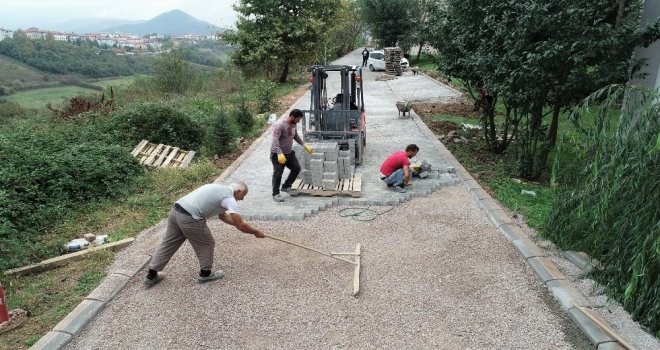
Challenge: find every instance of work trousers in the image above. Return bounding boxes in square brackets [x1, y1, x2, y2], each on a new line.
[381, 167, 411, 187]
[149, 208, 215, 272]
[271, 151, 301, 196]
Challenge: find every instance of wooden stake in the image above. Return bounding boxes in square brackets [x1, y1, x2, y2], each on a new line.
[353, 243, 361, 296]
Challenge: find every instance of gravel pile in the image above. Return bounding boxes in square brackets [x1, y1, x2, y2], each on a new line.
[65, 186, 591, 349]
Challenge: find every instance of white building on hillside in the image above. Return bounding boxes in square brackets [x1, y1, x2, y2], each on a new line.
[0, 28, 13, 41]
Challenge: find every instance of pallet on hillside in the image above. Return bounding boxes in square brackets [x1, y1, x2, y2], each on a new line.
[291, 173, 362, 197]
[130, 139, 195, 168]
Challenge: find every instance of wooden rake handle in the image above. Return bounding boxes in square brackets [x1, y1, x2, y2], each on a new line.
[264, 234, 356, 265]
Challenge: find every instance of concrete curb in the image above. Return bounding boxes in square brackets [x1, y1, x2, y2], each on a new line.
[409, 112, 630, 349]
[29, 255, 151, 350]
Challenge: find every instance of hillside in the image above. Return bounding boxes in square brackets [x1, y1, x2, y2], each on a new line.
[102, 10, 220, 36]
[0, 54, 55, 94]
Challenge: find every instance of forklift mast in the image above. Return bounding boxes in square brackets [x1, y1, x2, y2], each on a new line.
[302, 65, 366, 164]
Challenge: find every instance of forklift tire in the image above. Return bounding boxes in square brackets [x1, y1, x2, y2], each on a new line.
[369, 64, 375, 72]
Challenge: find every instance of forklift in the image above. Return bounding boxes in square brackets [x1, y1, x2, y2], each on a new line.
[302, 65, 366, 164]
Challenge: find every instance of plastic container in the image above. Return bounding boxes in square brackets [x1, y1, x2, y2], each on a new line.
[64, 238, 91, 252]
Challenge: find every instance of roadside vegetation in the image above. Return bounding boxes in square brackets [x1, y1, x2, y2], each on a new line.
[0, 1, 363, 348]
[404, 0, 659, 336]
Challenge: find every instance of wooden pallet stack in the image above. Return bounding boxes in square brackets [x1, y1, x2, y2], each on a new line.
[384, 47, 403, 76]
[131, 139, 195, 168]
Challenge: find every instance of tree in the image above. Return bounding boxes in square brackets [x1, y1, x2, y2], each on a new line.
[359, 0, 414, 48]
[324, 0, 367, 61]
[221, 0, 337, 82]
[427, 0, 660, 179]
[151, 51, 194, 94]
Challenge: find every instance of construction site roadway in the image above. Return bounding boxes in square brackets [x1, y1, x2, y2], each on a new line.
[31, 49, 646, 349]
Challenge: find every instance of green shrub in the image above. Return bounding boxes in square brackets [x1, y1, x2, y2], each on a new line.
[546, 85, 659, 335]
[0, 124, 144, 270]
[254, 79, 279, 113]
[112, 102, 204, 151]
[0, 99, 27, 120]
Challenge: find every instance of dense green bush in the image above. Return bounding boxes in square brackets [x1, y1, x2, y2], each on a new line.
[0, 99, 27, 120]
[0, 123, 144, 270]
[112, 102, 204, 151]
[546, 85, 659, 335]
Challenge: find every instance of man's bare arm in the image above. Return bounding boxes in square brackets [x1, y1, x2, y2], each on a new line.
[403, 166, 411, 185]
[219, 212, 265, 238]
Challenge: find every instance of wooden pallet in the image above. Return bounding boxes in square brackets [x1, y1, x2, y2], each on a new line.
[130, 139, 195, 168]
[291, 173, 362, 197]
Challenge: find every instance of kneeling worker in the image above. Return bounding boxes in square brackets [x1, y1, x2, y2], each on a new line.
[144, 182, 265, 288]
[379, 144, 420, 193]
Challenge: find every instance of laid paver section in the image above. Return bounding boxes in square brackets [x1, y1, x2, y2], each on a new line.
[223, 54, 461, 221]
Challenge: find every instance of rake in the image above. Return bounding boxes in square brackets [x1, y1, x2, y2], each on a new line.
[264, 234, 362, 296]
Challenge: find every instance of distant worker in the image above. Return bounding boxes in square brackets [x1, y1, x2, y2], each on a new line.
[379, 144, 420, 193]
[143, 182, 265, 288]
[271, 109, 314, 202]
[361, 47, 370, 67]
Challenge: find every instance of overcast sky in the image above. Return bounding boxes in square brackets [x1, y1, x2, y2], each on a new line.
[0, 0, 239, 30]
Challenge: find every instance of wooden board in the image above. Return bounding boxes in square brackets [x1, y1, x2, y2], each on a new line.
[131, 139, 195, 168]
[4, 238, 135, 276]
[291, 173, 362, 197]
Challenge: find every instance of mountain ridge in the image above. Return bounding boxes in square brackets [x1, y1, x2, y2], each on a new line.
[50, 9, 220, 36]
[102, 10, 219, 36]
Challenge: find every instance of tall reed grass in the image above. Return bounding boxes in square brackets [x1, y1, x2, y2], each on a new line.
[546, 85, 659, 336]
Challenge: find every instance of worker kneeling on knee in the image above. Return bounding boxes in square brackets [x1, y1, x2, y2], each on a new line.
[379, 144, 419, 193]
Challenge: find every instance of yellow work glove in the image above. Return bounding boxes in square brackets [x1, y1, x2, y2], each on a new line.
[277, 153, 286, 164]
[304, 144, 314, 154]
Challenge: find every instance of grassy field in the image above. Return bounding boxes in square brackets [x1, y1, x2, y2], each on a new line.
[94, 76, 138, 90]
[7, 85, 102, 109]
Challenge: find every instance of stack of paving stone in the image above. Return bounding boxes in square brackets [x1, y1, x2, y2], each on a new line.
[337, 149, 355, 180]
[384, 47, 403, 76]
[294, 141, 355, 190]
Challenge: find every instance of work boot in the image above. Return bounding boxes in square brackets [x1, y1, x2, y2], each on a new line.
[273, 193, 286, 202]
[143, 275, 163, 288]
[391, 185, 407, 193]
[198, 270, 224, 284]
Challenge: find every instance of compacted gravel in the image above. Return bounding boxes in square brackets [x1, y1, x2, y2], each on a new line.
[65, 186, 591, 349]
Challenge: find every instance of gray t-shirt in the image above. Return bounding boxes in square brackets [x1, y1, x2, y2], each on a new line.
[176, 184, 237, 220]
